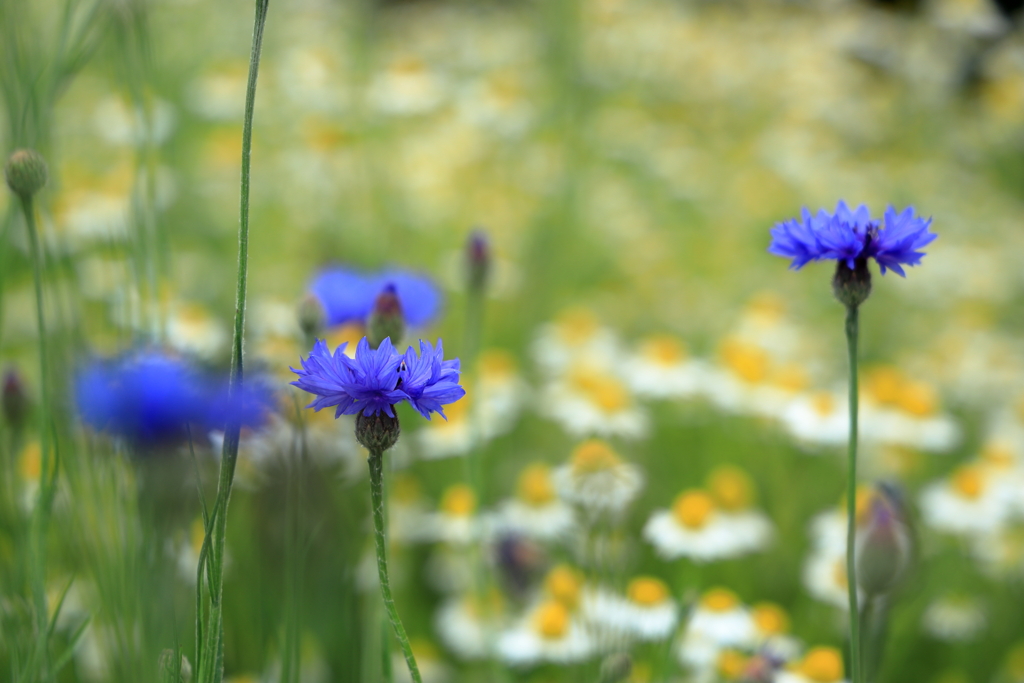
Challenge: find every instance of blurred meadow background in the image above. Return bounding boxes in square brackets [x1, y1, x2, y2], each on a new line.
[4, 0, 1024, 681]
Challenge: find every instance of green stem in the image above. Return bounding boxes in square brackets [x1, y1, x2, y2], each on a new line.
[368, 449, 422, 683]
[198, 2, 269, 682]
[20, 192, 54, 681]
[844, 303, 862, 683]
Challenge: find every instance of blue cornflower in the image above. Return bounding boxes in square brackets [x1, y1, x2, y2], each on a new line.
[75, 352, 272, 445]
[309, 266, 442, 328]
[769, 201, 936, 276]
[291, 337, 407, 417]
[290, 336, 464, 420]
[399, 340, 466, 420]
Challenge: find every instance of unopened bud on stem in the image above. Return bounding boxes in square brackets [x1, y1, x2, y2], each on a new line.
[856, 486, 911, 597]
[297, 294, 326, 341]
[833, 258, 872, 309]
[5, 149, 48, 198]
[367, 284, 404, 349]
[356, 411, 401, 453]
[466, 229, 491, 294]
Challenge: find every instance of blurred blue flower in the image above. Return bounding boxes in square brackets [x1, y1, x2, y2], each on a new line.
[769, 201, 936, 276]
[75, 352, 273, 445]
[309, 266, 442, 328]
[399, 340, 465, 420]
[290, 336, 464, 420]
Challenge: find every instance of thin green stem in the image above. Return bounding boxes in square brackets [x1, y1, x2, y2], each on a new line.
[20, 192, 54, 681]
[368, 449, 422, 683]
[845, 303, 862, 683]
[198, 2, 269, 682]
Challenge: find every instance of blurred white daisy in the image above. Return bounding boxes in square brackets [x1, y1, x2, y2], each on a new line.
[860, 367, 960, 452]
[93, 95, 176, 146]
[542, 564, 586, 612]
[775, 646, 847, 683]
[750, 602, 801, 662]
[919, 463, 1014, 536]
[781, 390, 850, 448]
[644, 488, 768, 562]
[166, 302, 228, 360]
[624, 334, 706, 399]
[922, 596, 986, 641]
[492, 463, 576, 542]
[582, 576, 678, 642]
[677, 588, 756, 674]
[185, 62, 248, 120]
[552, 439, 644, 516]
[703, 336, 811, 420]
[532, 308, 620, 373]
[422, 484, 481, 545]
[417, 392, 474, 459]
[706, 465, 774, 552]
[369, 56, 447, 116]
[434, 591, 506, 661]
[496, 599, 594, 666]
[543, 363, 649, 439]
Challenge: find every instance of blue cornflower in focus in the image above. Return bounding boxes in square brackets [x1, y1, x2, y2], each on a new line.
[75, 352, 272, 445]
[769, 201, 936, 276]
[290, 336, 464, 420]
[309, 266, 441, 329]
[399, 340, 466, 420]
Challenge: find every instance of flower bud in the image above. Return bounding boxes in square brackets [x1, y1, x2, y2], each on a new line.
[297, 294, 326, 341]
[158, 648, 192, 682]
[466, 229, 491, 293]
[356, 411, 401, 453]
[367, 284, 404, 349]
[833, 258, 872, 308]
[4, 149, 48, 198]
[598, 653, 633, 683]
[2, 367, 29, 431]
[856, 485, 911, 596]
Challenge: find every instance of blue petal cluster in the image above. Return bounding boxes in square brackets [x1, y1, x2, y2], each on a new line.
[309, 266, 441, 328]
[290, 337, 465, 420]
[768, 201, 936, 276]
[75, 352, 274, 446]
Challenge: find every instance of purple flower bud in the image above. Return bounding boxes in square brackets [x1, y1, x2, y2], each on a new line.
[856, 486, 912, 596]
[368, 284, 405, 349]
[466, 229, 491, 293]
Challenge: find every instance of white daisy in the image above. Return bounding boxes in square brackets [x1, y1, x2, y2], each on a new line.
[552, 439, 644, 515]
[750, 602, 801, 662]
[532, 308, 620, 374]
[543, 363, 649, 439]
[166, 302, 228, 360]
[496, 600, 594, 666]
[706, 465, 774, 552]
[624, 334, 706, 399]
[644, 489, 767, 562]
[781, 390, 850, 448]
[775, 646, 847, 683]
[860, 367, 960, 452]
[703, 336, 811, 420]
[434, 592, 506, 661]
[922, 596, 986, 641]
[369, 56, 447, 116]
[417, 392, 474, 459]
[185, 63, 248, 120]
[919, 463, 1015, 536]
[582, 576, 678, 642]
[421, 484, 481, 545]
[492, 463, 576, 542]
[677, 588, 756, 674]
[802, 550, 853, 610]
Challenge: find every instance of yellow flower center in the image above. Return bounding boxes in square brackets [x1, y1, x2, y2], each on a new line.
[533, 601, 570, 640]
[717, 650, 749, 680]
[555, 308, 599, 346]
[545, 565, 583, 608]
[897, 380, 938, 417]
[626, 577, 669, 607]
[325, 323, 365, 353]
[707, 465, 754, 511]
[570, 439, 622, 474]
[981, 442, 1015, 470]
[640, 335, 687, 366]
[191, 518, 207, 556]
[440, 484, 477, 517]
[700, 587, 740, 612]
[517, 464, 556, 506]
[751, 603, 789, 635]
[18, 441, 42, 481]
[811, 392, 836, 417]
[434, 392, 470, 429]
[769, 363, 809, 393]
[744, 292, 786, 323]
[952, 466, 984, 500]
[719, 338, 769, 384]
[672, 490, 716, 529]
[392, 474, 422, 505]
[800, 647, 844, 683]
[863, 366, 905, 406]
[479, 349, 516, 379]
[570, 370, 630, 412]
[832, 560, 848, 590]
